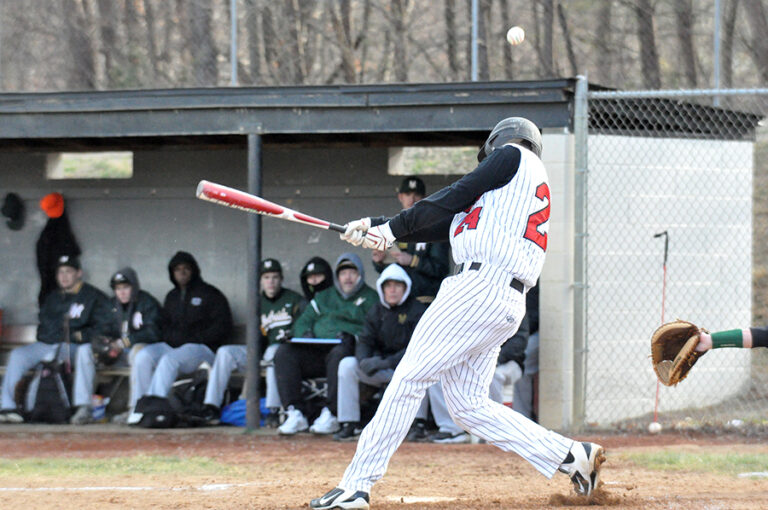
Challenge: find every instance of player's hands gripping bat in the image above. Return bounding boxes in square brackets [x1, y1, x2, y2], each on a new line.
[197, 180, 346, 233]
[651, 320, 707, 386]
[340, 217, 395, 250]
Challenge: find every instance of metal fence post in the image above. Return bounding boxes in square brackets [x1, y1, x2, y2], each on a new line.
[572, 75, 589, 431]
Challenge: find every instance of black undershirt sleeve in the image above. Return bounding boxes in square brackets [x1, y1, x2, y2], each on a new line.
[750, 327, 768, 348]
[385, 146, 522, 241]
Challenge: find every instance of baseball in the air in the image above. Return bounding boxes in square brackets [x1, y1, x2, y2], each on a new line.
[506, 26, 525, 45]
[648, 421, 662, 434]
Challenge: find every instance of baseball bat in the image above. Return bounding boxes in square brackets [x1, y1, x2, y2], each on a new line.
[196, 180, 346, 233]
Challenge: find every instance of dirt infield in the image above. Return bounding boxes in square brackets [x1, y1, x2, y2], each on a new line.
[0, 425, 767, 509]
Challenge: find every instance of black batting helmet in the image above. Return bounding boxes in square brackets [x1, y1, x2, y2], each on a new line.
[477, 117, 543, 162]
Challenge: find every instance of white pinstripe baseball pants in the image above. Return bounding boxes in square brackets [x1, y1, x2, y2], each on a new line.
[339, 270, 573, 492]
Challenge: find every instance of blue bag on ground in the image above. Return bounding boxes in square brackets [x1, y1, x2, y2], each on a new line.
[220, 398, 270, 427]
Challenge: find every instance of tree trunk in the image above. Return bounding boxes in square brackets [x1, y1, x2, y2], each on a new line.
[62, 0, 96, 89]
[537, 0, 555, 78]
[392, 0, 408, 82]
[284, 0, 305, 84]
[143, 0, 161, 81]
[498, 0, 514, 79]
[673, 0, 697, 87]
[445, 0, 460, 80]
[244, 0, 261, 85]
[189, 1, 218, 86]
[329, 1, 357, 83]
[475, 0, 490, 81]
[634, 0, 661, 89]
[742, 0, 768, 83]
[96, 0, 118, 87]
[722, 0, 739, 88]
[594, 0, 612, 85]
[557, 2, 577, 76]
[261, 3, 280, 83]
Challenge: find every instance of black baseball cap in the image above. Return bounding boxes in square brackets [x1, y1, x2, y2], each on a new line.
[110, 272, 131, 288]
[56, 255, 81, 270]
[260, 258, 282, 275]
[398, 177, 426, 196]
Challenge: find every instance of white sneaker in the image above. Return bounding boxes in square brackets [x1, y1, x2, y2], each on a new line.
[278, 406, 308, 435]
[126, 411, 143, 425]
[558, 441, 606, 497]
[309, 407, 340, 435]
[69, 405, 93, 425]
[0, 409, 24, 424]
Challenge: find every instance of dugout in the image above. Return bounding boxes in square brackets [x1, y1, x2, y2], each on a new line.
[0, 79, 760, 431]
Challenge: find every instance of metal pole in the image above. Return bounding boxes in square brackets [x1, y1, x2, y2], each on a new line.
[230, 0, 238, 86]
[471, 0, 478, 81]
[572, 75, 589, 432]
[245, 133, 262, 431]
[713, 0, 721, 106]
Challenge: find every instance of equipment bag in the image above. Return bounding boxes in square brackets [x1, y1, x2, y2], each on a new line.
[134, 370, 208, 428]
[26, 361, 73, 424]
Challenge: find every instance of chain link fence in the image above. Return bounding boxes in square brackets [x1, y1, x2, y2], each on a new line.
[578, 88, 768, 434]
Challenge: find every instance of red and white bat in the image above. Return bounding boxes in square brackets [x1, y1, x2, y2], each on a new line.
[196, 180, 346, 233]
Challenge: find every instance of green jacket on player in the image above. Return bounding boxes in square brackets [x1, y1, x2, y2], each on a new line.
[261, 287, 306, 345]
[293, 253, 378, 339]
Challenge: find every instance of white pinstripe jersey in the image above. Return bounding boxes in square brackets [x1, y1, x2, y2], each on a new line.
[449, 144, 551, 287]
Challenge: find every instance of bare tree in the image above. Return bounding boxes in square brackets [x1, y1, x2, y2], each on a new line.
[742, 0, 768, 83]
[96, 0, 119, 87]
[557, 2, 578, 76]
[189, 0, 218, 86]
[498, 0, 515, 80]
[62, 0, 97, 89]
[445, 0, 461, 80]
[594, 1, 613, 85]
[722, 0, 740, 88]
[673, 0, 698, 87]
[533, 0, 555, 78]
[329, 1, 358, 83]
[143, 0, 161, 82]
[391, 0, 409, 82]
[633, 0, 661, 89]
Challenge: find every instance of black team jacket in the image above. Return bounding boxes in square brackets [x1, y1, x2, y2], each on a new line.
[162, 251, 233, 351]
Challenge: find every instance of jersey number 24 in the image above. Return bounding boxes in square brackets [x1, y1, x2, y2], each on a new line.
[453, 182, 550, 251]
[524, 183, 550, 251]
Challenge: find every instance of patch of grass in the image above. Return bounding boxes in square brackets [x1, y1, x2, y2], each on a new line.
[0, 455, 247, 477]
[621, 451, 768, 476]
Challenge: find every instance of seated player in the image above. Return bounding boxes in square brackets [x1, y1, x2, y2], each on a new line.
[0, 256, 110, 425]
[200, 258, 305, 425]
[128, 251, 232, 424]
[300, 256, 333, 300]
[334, 264, 428, 440]
[274, 253, 377, 435]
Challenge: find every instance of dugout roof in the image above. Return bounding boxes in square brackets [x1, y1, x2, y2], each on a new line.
[0, 79, 580, 152]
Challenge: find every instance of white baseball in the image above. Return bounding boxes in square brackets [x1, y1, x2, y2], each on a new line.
[506, 26, 525, 45]
[648, 421, 662, 434]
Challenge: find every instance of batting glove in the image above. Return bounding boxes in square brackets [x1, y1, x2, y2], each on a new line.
[362, 222, 395, 251]
[340, 217, 371, 246]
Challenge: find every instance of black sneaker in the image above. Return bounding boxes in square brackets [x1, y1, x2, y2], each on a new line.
[333, 422, 361, 442]
[201, 404, 221, 425]
[429, 430, 470, 444]
[310, 487, 370, 509]
[405, 419, 428, 442]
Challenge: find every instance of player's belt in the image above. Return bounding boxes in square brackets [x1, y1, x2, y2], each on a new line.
[453, 262, 525, 293]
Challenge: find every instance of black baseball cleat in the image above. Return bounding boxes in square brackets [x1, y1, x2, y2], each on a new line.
[558, 441, 606, 497]
[310, 487, 370, 509]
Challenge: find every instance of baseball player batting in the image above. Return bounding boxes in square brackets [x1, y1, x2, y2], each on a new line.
[310, 117, 605, 510]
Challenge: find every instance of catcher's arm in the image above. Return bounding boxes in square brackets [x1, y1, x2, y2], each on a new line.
[697, 327, 768, 351]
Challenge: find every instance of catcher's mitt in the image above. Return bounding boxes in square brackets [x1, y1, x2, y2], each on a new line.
[91, 336, 129, 365]
[651, 320, 706, 386]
